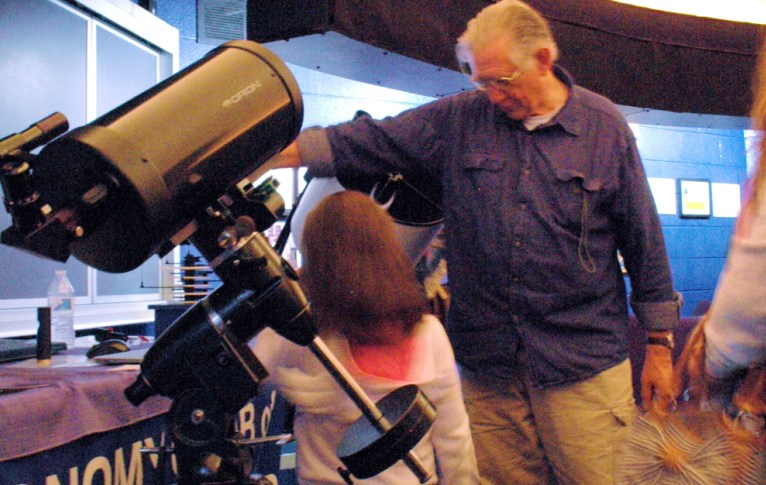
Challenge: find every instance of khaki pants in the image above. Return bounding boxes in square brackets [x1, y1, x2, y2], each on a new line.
[461, 359, 637, 485]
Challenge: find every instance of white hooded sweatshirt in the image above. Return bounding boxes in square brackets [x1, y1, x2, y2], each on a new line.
[250, 314, 479, 484]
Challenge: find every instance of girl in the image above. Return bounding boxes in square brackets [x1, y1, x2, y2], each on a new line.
[251, 190, 478, 484]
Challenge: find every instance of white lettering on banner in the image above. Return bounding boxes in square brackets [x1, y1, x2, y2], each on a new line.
[38, 397, 277, 485]
[141, 434, 178, 475]
[42, 437, 174, 485]
[113, 442, 142, 485]
[236, 390, 278, 440]
[238, 401, 257, 439]
[83, 457, 111, 484]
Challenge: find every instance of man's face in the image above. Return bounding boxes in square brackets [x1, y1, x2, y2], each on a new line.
[469, 37, 543, 120]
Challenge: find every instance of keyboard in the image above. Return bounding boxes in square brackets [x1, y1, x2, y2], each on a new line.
[0, 338, 67, 363]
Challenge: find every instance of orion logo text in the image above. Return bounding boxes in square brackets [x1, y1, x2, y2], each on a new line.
[223, 81, 262, 108]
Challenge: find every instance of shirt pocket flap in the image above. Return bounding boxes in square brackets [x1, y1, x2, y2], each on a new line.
[551, 166, 604, 192]
[461, 153, 505, 171]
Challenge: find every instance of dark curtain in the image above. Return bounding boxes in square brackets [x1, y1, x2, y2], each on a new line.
[249, 0, 765, 116]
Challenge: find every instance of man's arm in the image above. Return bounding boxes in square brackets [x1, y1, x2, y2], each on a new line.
[270, 140, 302, 169]
[640, 329, 675, 412]
[245, 140, 304, 183]
[616, 129, 681, 412]
[254, 127, 336, 181]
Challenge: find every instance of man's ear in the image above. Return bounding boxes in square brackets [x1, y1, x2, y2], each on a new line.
[534, 47, 553, 73]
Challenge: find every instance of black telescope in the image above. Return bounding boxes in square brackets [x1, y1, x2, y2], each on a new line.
[2, 40, 302, 273]
[0, 40, 434, 484]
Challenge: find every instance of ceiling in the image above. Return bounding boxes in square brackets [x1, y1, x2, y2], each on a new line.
[248, 0, 765, 130]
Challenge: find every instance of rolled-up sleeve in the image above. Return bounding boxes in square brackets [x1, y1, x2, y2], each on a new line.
[617, 132, 681, 331]
[296, 127, 337, 177]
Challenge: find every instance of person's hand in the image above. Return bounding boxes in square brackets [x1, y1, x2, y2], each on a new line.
[270, 141, 302, 169]
[640, 344, 675, 413]
[246, 141, 302, 182]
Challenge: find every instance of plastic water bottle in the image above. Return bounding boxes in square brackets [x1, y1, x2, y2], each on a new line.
[47, 270, 75, 347]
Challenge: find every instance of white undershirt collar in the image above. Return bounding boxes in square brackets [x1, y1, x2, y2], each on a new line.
[523, 101, 565, 131]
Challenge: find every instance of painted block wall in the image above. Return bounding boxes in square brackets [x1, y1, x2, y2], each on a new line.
[635, 126, 748, 316]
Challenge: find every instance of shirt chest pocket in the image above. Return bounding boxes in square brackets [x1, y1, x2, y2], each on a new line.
[546, 166, 606, 228]
[548, 168, 608, 273]
[457, 153, 507, 201]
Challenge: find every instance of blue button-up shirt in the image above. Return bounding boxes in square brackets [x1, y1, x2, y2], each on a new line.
[300, 67, 679, 387]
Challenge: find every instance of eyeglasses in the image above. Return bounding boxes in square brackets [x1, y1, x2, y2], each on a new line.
[472, 70, 523, 91]
[458, 60, 523, 92]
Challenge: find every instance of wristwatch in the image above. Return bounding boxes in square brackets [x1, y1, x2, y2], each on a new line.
[647, 333, 675, 349]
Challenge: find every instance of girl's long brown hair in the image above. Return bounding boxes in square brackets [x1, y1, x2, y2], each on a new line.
[299, 190, 427, 345]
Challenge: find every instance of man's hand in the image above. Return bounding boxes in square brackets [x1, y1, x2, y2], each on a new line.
[246, 141, 302, 182]
[270, 141, 302, 169]
[640, 343, 674, 412]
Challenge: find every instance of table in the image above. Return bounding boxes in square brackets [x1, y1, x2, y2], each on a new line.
[0, 350, 172, 484]
[0, 344, 292, 484]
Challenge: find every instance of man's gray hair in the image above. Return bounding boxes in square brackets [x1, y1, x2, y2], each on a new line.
[456, 0, 559, 72]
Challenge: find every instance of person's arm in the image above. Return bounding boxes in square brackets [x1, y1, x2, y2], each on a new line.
[269, 140, 302, 169]
[704, 194, 766, 379]
[615, 131, 680, 411]
[258, 126, 337, 176]
[640, 332, 675, 411]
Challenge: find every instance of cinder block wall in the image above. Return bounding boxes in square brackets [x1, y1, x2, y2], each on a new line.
[636, 126, 747, 316]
